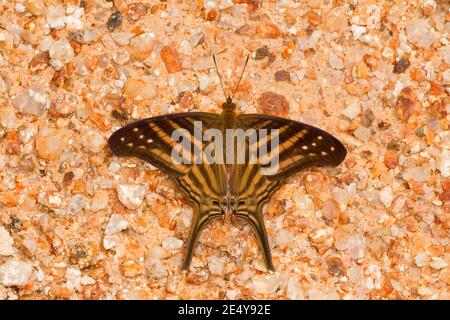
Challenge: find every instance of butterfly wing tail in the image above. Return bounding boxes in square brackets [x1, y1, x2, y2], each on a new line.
[182, 207, 222, 272]
[182, 209, 202, 272]
[236, 210, 275, 273]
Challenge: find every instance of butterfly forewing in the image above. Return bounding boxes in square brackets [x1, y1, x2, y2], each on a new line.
[237, 114, 347, 181]
[108, 112, 219, 177]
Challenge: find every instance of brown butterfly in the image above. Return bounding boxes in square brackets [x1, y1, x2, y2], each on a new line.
[108, 56, 346, 272]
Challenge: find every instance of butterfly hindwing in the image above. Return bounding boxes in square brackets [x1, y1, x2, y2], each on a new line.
[172, 163, 227, 271]
[230, 163, 282, 271]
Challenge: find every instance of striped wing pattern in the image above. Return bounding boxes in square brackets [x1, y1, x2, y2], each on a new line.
[108, 112, 219, 177]
[172, 163, 227, 271]
[230, 163, 282, 271]
[231, 114, 347, 271]
[109, 111, 346, 272]
[237, 114, 347, 181]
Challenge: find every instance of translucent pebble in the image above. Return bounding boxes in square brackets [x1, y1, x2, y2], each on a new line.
[67, 195, 88, 215]
[0, 259, 33, 287]
[353, 127, 370, 141]
[0, 107, 17, 129]
[13, 88, 47, 116]
[80, 129, 105, 153]
[117, 184, 146, 209]
[49, 38, 74, 68]
[0, 227, 15, 256]
[105, 214, 128, 236]
[162, 237, 183, 251]
[406, 18, 434, 48]
[342, 102, 360, 120]
[403, 166, 429, 182]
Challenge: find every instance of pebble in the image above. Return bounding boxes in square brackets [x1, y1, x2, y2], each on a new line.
[29, 51, 50, 73]
[274, 70, 290, 82]
[121, 260, 143, 277]
[117, 184, 146, 209]
[67, 195, 88, 215]
[91, 190, 109, 212]
[35, 127, 69, 160]
[0, 227, 15, 256]
[342, 102, 360, 120]
[80, 129, 105, 153]
[329, 51, 344, 70]
[192, 55, 214, 71]
[105, 214, 129, 236]
[351, 25, 367, 40]
[128, 3, 147, 21]
[252, 275, 284, 295]
[322, 199, 339, 220]
[146, 258, 168, 279]
[46, 5, 65, 29]
[124, 79, 155, 102]
[379, 186, 394, 208]
[406, 18, 434, 48]
[107, 12, 123, 32]
[13, 88, 48, 116]
[207, 255, 226, 275]
[0, 259, 33, 287]
[403, 167, 429, 182]
[49, 38, 74, 69]
[162, 237, 183, 251]
[0, 107, 17, 129]
[438, 151, 450, 178]
[286, 277, 304, 300]
[257, 92, 289, 117]
[166, 275, 178, 293]
[275, 229, 294, 248]
[130, 32, 155, 59]
[361, 109, 375, 127]
[353, 127, 370, 141]
[111, 32, 132, 46]
[256, 22, 282, 39]
[160, 46, 183, 73]
[414, 252, 430, 267]
[393, 58, 411, 74]
[430, 257, 448, 270]
[384, 150, 399, 169]
[255, 47, 270, 60]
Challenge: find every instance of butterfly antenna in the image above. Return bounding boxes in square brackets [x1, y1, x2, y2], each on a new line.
[231, 55, 250, 101]
[213, 54, 228, 99]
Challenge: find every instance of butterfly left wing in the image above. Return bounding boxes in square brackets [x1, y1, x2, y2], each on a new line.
[172, 163, 227, 271]
[109, 112, 227, 271]
[108, 112, 219, 177]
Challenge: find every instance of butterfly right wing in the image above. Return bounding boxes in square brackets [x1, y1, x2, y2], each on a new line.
[237, 114, 346, 181]
[230, 163, 281, 272]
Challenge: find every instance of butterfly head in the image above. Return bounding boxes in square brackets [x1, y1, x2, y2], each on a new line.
[222, 96, 236, 113]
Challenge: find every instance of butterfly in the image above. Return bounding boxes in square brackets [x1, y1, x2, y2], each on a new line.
[108, 56, 347, 272]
